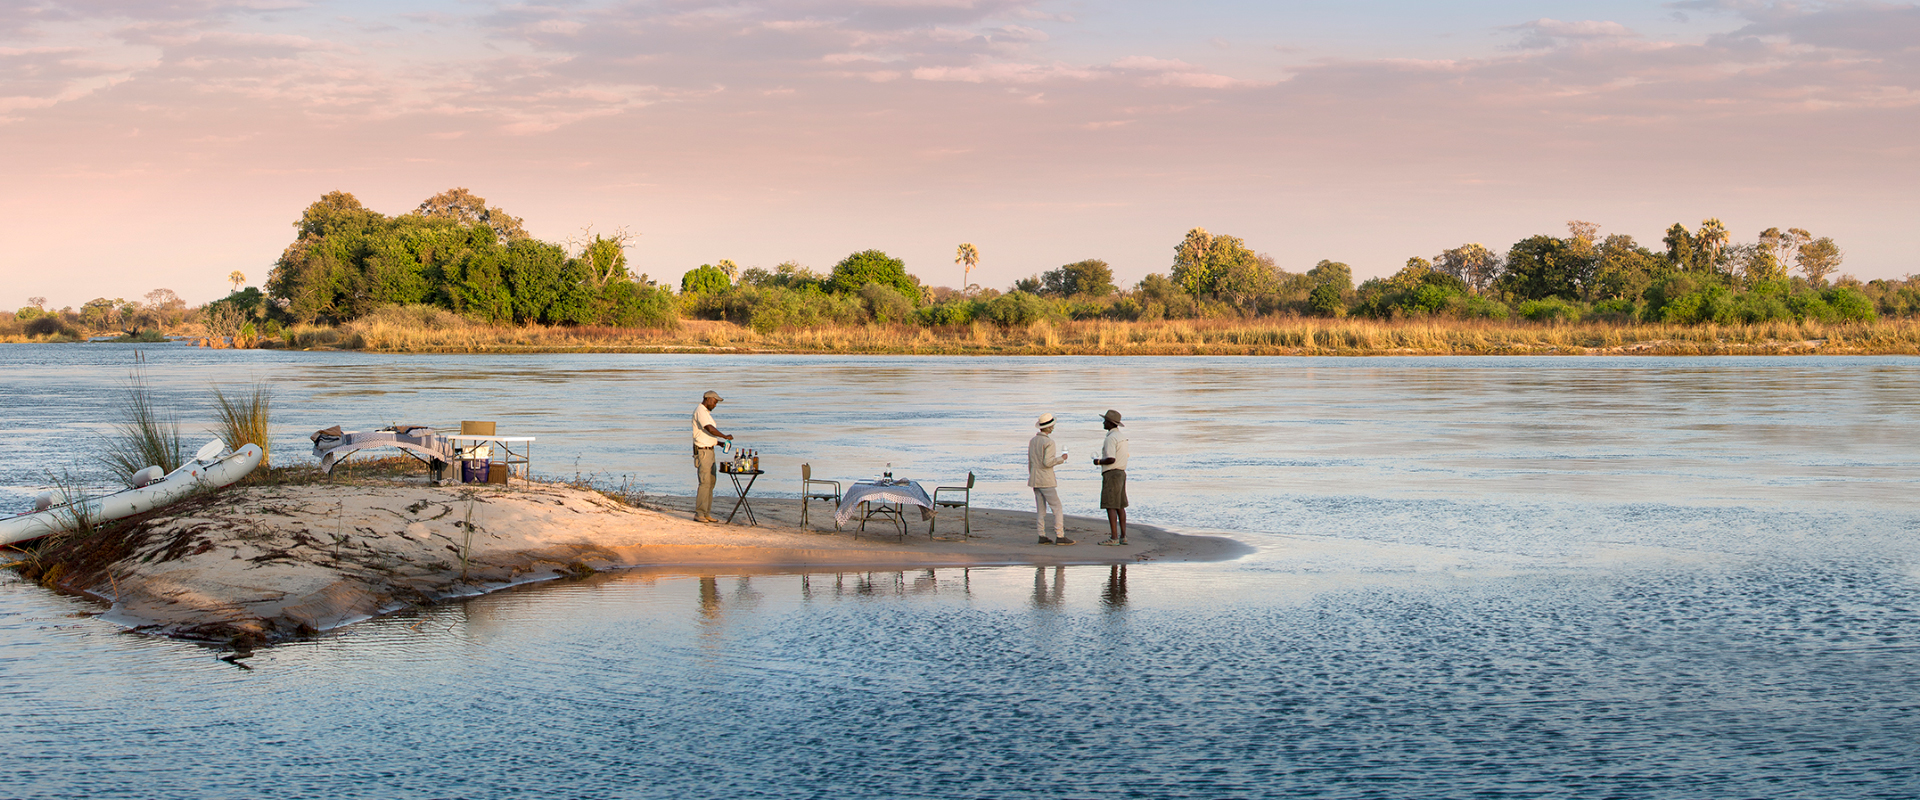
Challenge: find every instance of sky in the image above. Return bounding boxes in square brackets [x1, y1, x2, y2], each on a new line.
[2, 0, 1916, 307]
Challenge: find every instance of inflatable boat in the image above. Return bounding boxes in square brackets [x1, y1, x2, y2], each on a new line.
[0, 440, 264, 547]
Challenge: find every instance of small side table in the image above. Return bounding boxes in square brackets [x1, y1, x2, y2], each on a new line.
[720, 468, 763, 526]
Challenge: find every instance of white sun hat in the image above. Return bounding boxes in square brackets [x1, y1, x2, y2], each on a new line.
[1035, 413, 1056, 429]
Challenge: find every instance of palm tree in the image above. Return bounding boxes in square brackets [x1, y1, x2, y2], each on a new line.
[955, 243, 978, 296]
[228, 271, 246, 292]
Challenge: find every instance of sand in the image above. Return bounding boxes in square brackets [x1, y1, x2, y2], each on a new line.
[39, 479, 1246, 644]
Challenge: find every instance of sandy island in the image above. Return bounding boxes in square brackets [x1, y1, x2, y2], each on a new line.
[17, 476, 1247, 645]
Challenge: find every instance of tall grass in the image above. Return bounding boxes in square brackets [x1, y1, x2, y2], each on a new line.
[213, 384, 273, 468]
[299, 303, 1920, 356]
[100, 368, 183, 481]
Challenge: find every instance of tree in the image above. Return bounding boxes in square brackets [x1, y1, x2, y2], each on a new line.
[1040, 259, 1115, 297]
[1434, 244, 1501, 293]
[1758, 227, 1808, 275]
[228, 271, 246, 291]
[829, 249, 919, 301]
[1170, 228, 1216, 295]
[411, 187, 529, 244]
[1663, 224, 1697, 272]
[27, 296, 45, 310]
[681, 264, 732, 295]
[955, 243, 979, 295]
[1796, 236, 1844, 286]
[1694, 218, 1729, 273]
[1304, 260, 1351, 317]
[1497, 235, 1587, 301]
[716, 259, 739, 280]
[1587, 234, 1664, 301]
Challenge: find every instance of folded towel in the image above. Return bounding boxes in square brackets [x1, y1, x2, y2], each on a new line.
[384, 424, 432, 435]
[310, 425, 344, 443]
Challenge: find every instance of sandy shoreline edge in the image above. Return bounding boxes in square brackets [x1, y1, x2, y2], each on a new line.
[17, 479, 1248, 645]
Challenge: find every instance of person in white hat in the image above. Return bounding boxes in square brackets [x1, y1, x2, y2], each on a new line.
[1027, 413, 1073, 545]
[692, 390, 734, 523]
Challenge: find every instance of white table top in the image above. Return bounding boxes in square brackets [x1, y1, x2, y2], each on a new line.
[444, 435, 536, 442]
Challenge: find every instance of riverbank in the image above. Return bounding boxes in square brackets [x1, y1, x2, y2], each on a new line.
[6, 475, 1246, 646]
[280, 314, 1920, 356]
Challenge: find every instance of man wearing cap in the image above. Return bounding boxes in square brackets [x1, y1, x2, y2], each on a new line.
[1028, 413, 1074, 545]
[1093, 409, 1130, 545]
[692, 390, 734, 523]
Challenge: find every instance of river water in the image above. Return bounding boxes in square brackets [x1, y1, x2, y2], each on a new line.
[2, 344, 1918, 798]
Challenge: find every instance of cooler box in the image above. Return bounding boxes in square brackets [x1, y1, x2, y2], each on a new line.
[462, 459, 490, 483]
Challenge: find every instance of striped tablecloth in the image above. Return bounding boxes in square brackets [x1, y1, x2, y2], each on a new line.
[312, 429, 455, 473]
[834, 480, 934, 527]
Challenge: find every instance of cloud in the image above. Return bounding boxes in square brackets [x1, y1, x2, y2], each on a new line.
[1504, 18, 1638, 50]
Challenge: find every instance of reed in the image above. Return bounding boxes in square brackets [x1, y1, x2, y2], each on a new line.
[100, 368, 183, 481]
[213, 383, 273, 469]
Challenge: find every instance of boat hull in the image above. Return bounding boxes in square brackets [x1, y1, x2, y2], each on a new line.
[0, 443, 264, 547]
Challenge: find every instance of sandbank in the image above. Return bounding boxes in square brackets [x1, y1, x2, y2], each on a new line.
[23, 478, 1246, 645]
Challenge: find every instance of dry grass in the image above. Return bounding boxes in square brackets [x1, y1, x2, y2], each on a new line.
[213, 384, 272, 469]
[297, 311, 1920, 356]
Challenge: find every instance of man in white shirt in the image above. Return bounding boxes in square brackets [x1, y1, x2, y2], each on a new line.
[1028, 413, 1073, 545]
[1093, 409, 1130, 545]
[692, 390, 733, 523]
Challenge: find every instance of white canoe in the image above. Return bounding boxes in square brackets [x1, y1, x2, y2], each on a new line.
[0, 441, 264, 547]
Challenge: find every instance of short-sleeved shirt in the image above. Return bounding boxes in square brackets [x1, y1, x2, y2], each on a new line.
[1100, 428, 1129, 472]
[693, 404, 719, 447]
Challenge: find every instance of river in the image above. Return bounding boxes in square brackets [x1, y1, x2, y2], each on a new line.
[3, 344, 1917, 798]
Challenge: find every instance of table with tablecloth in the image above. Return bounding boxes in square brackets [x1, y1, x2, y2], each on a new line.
[310, 426, 456, 475]
[834, 480, 935, 531]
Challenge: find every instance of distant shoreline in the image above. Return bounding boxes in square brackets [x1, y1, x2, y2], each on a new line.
[12, 316, 1920, 356]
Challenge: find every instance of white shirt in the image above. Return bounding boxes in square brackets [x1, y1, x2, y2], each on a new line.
[1100, 428, 1129, 472]
[692, 404, 719, 447]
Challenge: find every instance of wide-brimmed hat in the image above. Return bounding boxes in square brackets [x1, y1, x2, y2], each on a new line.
[1035, 413, 1055, 429]
[703, 390, 724, 403]
[1102, 409, 1123, 426]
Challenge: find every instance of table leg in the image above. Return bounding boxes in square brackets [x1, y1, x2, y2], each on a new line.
[725, 472, 759, 526]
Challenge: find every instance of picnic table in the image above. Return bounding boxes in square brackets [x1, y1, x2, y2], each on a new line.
[835, 480, 933, 538]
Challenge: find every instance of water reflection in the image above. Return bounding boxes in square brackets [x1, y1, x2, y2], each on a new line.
[1102, 564, 1128, 610]
[1032, 565, 1066, 609]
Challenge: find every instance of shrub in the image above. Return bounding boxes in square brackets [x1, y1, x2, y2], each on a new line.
[1785, 292, 1837, 323]
[981, 291, 1056, 326]
[1825, 287, 1877, 322]
[1588, 298, 1638, 323]
[1517, 297, 1583, 323]
[1307, 283, 1345, 317]
[858, 283, 915, 323]
[917, 301, 976, 327]
[1452, 294, 1511, 320]
[25, 315, 80, 340]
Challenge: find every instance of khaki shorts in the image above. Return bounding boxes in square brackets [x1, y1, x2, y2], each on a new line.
[1100, 469, 1128, 509]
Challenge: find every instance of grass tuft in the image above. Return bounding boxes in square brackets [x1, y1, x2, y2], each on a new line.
[213, 383, 273, 469]
[100, 368, 183, 482]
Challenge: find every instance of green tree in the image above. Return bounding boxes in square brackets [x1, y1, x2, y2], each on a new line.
[681, 264, 732, 295]
[1587, 234, 1665, 301]
[1497, 235, 1588, 301]
[1796, 236, 1844, 286]
[1170, 228, 1216, 295]
[1039, 259, 1115, 297]
[1663, 223, 1697, 272]
[829, 249, 919, 301]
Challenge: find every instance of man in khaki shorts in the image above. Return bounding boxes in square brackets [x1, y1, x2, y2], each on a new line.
[1093, 409, 1130, 545]
[692, 390, 733, 523]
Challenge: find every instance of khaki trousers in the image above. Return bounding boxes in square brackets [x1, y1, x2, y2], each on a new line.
[694, 446, 716, 518]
